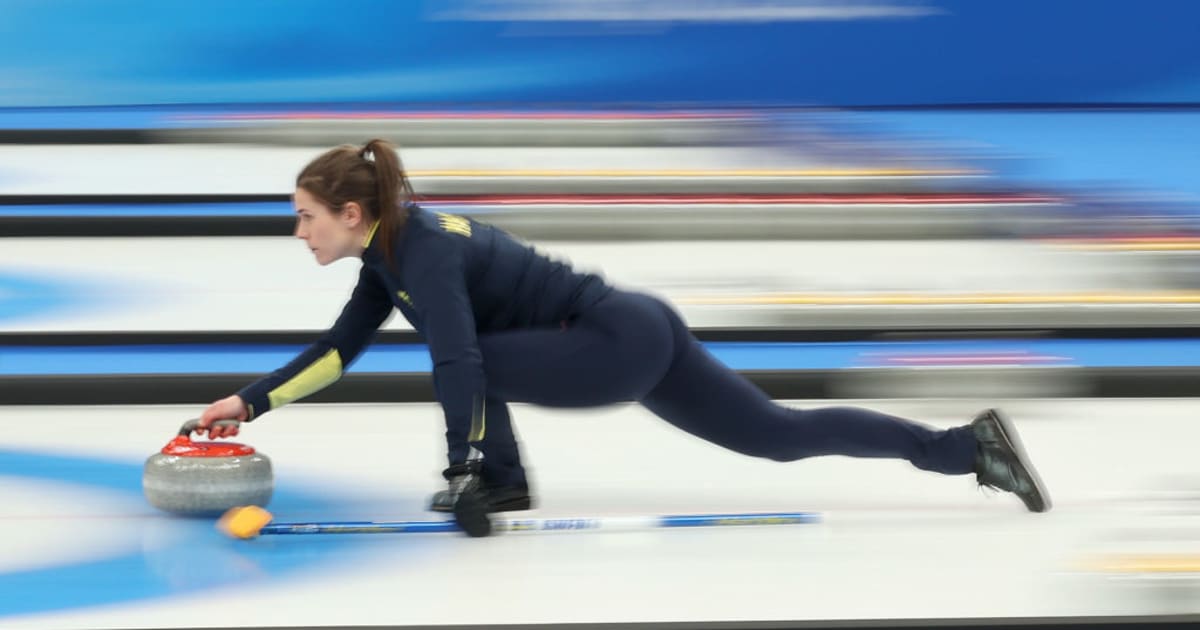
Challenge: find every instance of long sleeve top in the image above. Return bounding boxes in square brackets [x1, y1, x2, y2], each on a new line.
[236, 205, 612, 439]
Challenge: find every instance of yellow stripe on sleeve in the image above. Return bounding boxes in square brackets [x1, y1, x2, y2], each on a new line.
[267, 349, 344, 409]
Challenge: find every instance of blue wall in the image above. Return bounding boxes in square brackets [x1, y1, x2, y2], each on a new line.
[1, 0, 1197, 108]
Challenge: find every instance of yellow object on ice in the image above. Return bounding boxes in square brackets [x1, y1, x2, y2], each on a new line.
[1081, 553, 1200, 574]
[217, 505, 274, 539]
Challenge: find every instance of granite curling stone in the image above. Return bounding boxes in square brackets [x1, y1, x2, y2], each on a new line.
[143, 419, 273, 516]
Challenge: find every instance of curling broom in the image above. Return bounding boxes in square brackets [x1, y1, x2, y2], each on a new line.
[217, 505, 820, 539]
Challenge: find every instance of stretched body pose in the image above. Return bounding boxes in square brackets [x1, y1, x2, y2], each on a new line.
[197, 139, 1051, 537]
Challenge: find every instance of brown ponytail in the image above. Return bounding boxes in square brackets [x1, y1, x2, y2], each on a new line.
[296, 138, 415, 268]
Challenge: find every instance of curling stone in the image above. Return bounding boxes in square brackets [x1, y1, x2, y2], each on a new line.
[143, 419, 273, 516]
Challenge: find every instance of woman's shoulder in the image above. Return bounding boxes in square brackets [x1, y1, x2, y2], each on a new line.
[403, 203, 487, 245]
[396, 209, 469, 264]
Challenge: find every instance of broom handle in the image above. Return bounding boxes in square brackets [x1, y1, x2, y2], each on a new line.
[259, 511, 821, 536]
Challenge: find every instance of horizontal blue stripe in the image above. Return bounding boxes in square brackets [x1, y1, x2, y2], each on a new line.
[263, 521, 460, 535]
[658, 512, 821, 527]
[866, 111, 1200, 201]
[0, 105, 712, 130]
[0, 109, 195, 130]
[0, 202, 291, 217]
[0, 339, 1195, 377]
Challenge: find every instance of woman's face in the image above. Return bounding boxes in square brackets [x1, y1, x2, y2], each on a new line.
[293, 187, 362, 266]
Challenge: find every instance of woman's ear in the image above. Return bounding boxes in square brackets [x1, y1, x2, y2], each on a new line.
[341, 201, 364, 228]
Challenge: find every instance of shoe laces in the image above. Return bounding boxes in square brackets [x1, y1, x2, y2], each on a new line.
[442, 460, 482, 498]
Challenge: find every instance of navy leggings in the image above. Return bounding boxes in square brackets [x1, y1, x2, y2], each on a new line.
[448, 290, 979, 487]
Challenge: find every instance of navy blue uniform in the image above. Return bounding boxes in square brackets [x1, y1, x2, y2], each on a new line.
[238, 205, 978, 487]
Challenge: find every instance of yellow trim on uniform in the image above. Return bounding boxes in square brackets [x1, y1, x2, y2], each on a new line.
[363, 221, 380, 248]
[267, 349, 344, 409]
[468, 397, 486, 443]
[436, 212, 472, 237]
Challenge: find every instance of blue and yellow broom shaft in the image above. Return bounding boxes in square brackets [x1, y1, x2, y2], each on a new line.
[218, 506, 819, 539]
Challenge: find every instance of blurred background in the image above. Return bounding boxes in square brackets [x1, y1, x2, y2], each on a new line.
[3, 1, 1200, 629]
